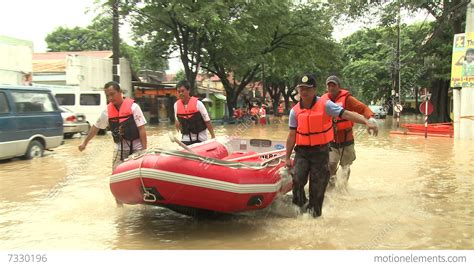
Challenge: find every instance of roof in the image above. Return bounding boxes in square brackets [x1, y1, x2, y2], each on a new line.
[0, 35, 33, 48]
[0, 84, 52, 92]
[165, 73, 176, 82]
[213, 93, 226, 101]
[33, 51, 113, 60]
[196, 85, 224, 94]
[33, 60, 66, 73]
[32, 51, 113, 73]
[196, 74, 221, 82]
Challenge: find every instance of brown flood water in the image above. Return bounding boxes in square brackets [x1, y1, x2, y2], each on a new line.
[0, 115, 473, 249]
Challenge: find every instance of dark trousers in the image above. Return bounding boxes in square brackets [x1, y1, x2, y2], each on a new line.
[292, 145, 330, 217]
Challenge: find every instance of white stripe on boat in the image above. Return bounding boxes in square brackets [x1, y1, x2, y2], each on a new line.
[110, 168, 288, 194]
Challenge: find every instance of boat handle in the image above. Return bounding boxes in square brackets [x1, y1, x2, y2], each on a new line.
[143, 191, 157, 203]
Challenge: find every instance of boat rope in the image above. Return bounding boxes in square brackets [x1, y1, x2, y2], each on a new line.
[137, 152, 156, 203]
[127, 148, 286, 170]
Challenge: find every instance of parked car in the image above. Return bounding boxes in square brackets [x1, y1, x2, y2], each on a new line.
[59, 106, 89, 138]
[0, 85, 63, 160]
[369, 105, 388, 119]
[48, 86, 108, 135]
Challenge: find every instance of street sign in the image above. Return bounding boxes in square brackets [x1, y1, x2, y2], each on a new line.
[419, 101, 434, 115]
[394, 103, 403, 113]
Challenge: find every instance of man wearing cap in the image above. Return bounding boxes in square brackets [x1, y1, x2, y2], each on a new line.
[323, 76, 378, 189]
[285, 74, 377, 217]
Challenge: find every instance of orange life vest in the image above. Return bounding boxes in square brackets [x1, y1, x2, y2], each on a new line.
[176, 96, 207, 135]
[292, 95, 334, 146]
[108, 98, 139, 143]
[326, 89, 354, 131]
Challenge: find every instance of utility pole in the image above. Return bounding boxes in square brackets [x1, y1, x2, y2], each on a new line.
[459, 1, 474, 139]
[396, 1, 401, 128]
[112, 0, 120, 83]
[397, 0, 401, 106]
[262, 62, 265, 105]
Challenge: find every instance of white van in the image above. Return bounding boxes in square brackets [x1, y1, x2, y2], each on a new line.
[38, 86, 108, 134]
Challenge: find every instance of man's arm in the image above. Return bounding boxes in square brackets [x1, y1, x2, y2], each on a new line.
[205, 121, 215, 138]
[346, 96, 374, 119]
[173, 102, 180, 133]
[285, 129, 296, 167]
[138, 125, 147, 149]
[175, 120, 180, 132]
[341, 111, 378, 136]
[78, 125, 100, 151]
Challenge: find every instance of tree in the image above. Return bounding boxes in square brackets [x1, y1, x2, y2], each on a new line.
[125, 0, 227, 92]
[201, 1, 339, 115]
[340, 23, 441, 118]
[46, 16, 114, 52]
[331, 0, 468, 122]
[175, 69, 185, 82]
[126, 1, 340, 114]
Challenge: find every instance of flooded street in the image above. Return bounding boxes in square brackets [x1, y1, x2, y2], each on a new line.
[1, 115, 473, 250]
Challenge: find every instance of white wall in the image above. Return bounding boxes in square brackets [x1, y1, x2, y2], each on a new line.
[0, 37, 33, 85]
[66, 55, 112, 90]
[65, 55, 131, 93]
[119, 58, 132, 97]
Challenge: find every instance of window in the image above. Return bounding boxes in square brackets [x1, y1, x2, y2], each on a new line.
[0, 92, 10, 114]
[80, 94, 101, 106]
[250, 139, 272, 147]
[11, 92, 55, 113]
[55, 94, 75, 105]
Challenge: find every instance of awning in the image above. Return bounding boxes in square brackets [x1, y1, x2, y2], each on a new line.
[214, 93, 226, 101]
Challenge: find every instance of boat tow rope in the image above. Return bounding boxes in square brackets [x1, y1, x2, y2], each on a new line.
[136, 152, 157, 203]
[126, 148, 287, 170]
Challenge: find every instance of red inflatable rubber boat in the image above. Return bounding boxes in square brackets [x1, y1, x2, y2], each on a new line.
[110, 137, 292, 215]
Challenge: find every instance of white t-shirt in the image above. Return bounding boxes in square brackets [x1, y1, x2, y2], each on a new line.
[174, 100, 210, 142]
[95, 103, 147, 151]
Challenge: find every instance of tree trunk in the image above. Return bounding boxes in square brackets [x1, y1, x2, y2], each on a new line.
[226, 92, 237, 119]
[415, 87, 419, 111]
[428, 79, 451, 123]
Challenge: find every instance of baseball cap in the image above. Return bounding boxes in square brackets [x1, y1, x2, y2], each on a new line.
[326, 75, 341, 86]
[297, 74, 317, 88]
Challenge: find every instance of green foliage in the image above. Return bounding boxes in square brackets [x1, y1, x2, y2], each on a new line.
[261, 3, 342, 107]
[201, 1, 339, 111]
[175, 69, 185, 82]
[340, 23, 432, 103]
[125, 0, 339, 112]
[336, 0, 467, 120]
[45, 25, 110, 52]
